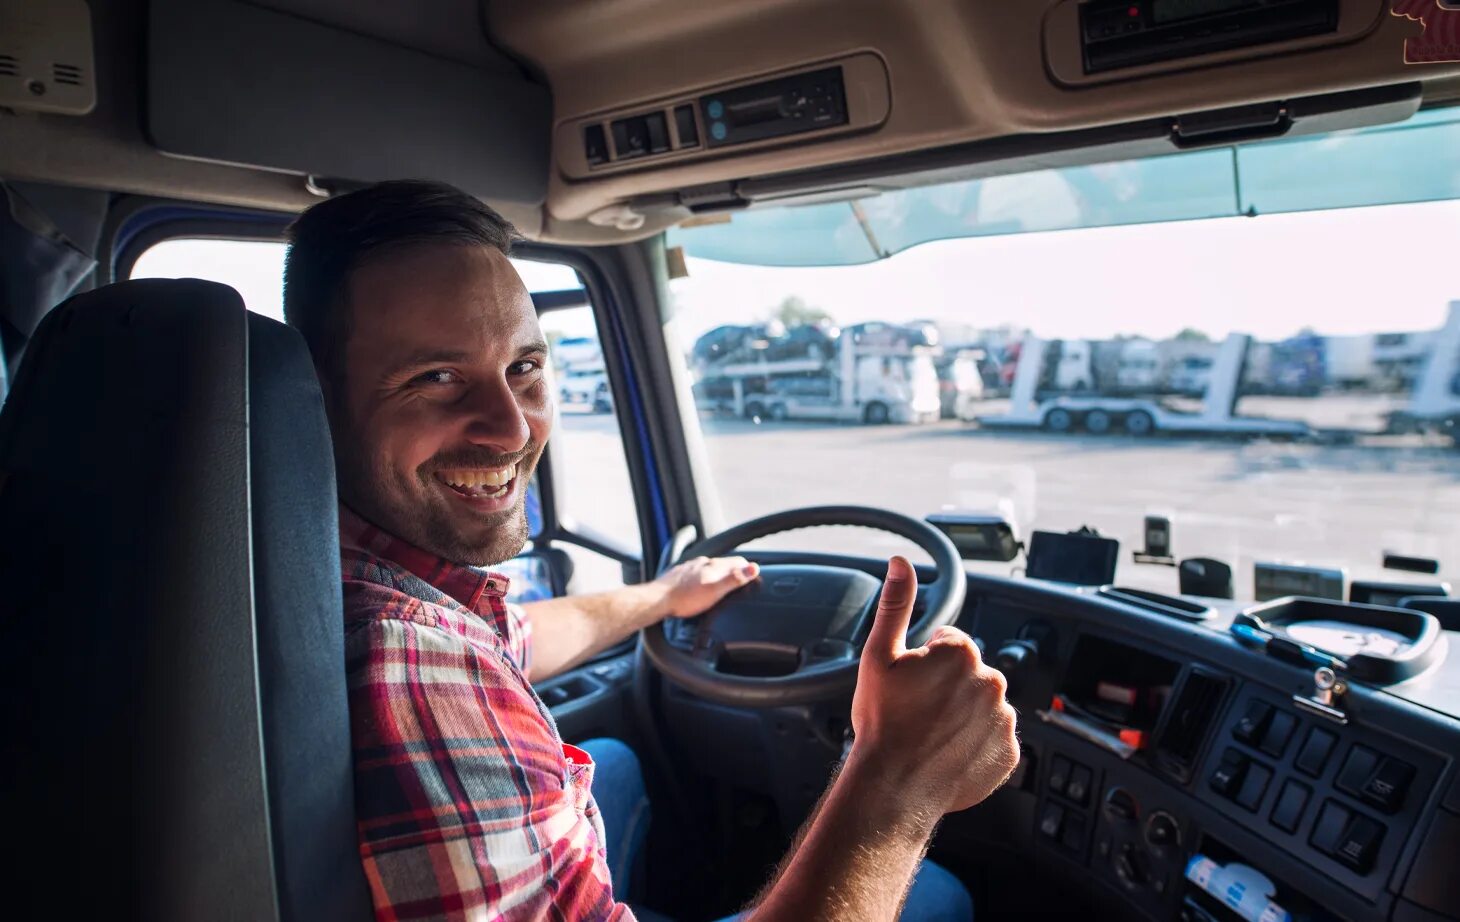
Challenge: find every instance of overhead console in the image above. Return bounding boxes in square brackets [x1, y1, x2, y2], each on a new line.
[555, 53, 890, 180]
[1045, 0, 1389, 85]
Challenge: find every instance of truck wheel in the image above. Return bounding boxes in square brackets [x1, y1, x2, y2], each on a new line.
[864, 402, 890, 425]
[1044, 408, 1075, 432]
[769, 403, 789, 421]
[1085, 409, 1113, 434]
[744, 401, 766, 420]
[1124, 410, 1155, 436]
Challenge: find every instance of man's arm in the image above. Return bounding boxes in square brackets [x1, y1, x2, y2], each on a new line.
[745, 556, 1021, 921]
[523, 555, 758, 682]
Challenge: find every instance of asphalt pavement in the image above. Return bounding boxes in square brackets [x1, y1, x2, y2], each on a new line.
[550, 396, 1460, 599]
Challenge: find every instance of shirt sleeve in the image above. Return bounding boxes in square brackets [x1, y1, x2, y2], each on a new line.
[347, 614, 631, 922]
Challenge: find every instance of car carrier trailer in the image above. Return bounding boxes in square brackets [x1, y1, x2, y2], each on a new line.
[977, 332, 1310, 438]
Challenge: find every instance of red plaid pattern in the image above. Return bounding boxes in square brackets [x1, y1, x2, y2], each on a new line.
[340, 506, 633, 921]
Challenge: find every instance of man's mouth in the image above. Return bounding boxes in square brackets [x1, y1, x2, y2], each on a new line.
[433, 462, 518, 500]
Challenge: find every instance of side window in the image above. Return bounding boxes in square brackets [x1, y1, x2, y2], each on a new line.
[130, 237, 642, 597]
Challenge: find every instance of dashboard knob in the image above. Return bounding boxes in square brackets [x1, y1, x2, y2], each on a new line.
[993, 640, 1038, 693]
[1114, 843, 1148, 890]
[1145, 810, 1181, 854]
[1103, 787, 1139, 824]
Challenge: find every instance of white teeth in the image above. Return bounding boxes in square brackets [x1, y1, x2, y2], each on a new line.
[438, 463, 517, 489]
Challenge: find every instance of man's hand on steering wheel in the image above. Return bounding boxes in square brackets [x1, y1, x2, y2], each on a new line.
[655, 555, 761, 618]
[848, 556, 1022, 815]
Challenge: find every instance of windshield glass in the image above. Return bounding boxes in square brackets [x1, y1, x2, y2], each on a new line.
[665, 106, 1460, 597]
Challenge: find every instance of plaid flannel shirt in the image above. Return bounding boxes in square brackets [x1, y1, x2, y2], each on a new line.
[341, 507, 633, 921]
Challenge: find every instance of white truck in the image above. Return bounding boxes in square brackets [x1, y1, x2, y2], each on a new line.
[694, 323, 942, 424]
[978, 332, 1310, 438]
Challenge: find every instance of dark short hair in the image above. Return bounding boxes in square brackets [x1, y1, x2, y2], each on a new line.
[283, 179, 519, 386]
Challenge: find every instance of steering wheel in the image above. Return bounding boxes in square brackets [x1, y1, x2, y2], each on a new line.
[640, 506, 965, 707]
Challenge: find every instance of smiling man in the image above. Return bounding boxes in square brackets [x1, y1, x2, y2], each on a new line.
[284, 181, 1016, 921]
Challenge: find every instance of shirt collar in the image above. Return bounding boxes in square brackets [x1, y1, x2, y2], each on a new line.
[338, 504, 510, 613]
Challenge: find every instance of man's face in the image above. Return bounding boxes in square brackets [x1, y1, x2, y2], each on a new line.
[330, 244, 553, 566]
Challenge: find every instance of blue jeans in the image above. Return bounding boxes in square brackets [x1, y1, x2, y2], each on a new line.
[580, 738, 974, 922]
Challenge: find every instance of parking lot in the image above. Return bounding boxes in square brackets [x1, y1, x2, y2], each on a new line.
[551, 395, 1460, 598]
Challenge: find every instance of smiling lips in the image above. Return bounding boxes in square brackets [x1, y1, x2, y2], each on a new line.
[434, 462, 518, 499]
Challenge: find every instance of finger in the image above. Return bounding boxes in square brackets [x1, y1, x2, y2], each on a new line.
[863, 556, 916, 665]
[728, 559, 759, 583]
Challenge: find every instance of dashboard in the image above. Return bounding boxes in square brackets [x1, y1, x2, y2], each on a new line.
[628, 561, 1460, 922]
[957, 573, 1458, 922]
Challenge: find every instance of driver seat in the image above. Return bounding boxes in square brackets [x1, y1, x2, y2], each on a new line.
[0, 280, 373, 921]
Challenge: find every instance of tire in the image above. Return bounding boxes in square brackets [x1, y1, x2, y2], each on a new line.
[744, 401, 766, 420]
[768, 403, 789, 421]
[863, 402, 890, 425]
[1044, 408, 1076, 433]
[1084, 408, 1113, 434]
[1124, 409, 1155, 436]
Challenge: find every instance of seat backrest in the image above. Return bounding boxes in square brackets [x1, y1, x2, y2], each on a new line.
[0, 279, 372, 921]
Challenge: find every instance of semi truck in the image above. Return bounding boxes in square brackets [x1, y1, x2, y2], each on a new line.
[692, 322, 942, 424]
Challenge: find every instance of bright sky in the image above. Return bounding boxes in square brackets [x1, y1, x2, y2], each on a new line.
[131, 197, 1460, 346]
[666, 198, 1460, 344]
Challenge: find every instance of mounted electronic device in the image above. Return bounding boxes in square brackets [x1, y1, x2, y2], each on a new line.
[924, 512, 1021, 562]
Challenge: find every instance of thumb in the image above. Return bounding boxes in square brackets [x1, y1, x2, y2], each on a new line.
[863, 556, 916, 668]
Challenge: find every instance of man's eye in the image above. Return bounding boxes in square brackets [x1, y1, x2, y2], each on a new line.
[413, 369, 460, 385]
[509, 360, 543, 376]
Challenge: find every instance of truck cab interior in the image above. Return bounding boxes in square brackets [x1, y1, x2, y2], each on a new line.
[3, 1, 1460, 921]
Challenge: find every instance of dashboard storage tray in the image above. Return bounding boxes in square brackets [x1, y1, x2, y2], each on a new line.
[1235, 596, 1443, 685]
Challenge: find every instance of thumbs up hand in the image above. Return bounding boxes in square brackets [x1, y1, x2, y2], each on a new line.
[848, 556, 1021, 816]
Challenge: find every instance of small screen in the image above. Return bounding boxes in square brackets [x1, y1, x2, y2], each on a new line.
[1153, 0, 1259, 24]
[1026, 531, 1119, 586]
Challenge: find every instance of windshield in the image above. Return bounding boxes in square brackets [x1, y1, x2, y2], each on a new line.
[665, 106, 1460, 597]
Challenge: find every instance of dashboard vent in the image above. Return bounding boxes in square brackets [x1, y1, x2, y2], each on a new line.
[1153, 668, 1229, 782]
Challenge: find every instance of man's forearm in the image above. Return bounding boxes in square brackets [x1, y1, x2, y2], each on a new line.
[523, 582, 672, 682]
[746, 751, 939, 922]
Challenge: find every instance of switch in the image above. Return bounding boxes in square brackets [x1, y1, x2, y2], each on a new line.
[1233, 700, 1274, 745]
[1337, 746, 1382, 798]
[1049, 755, 1071, 797]
[1066, 764, 1093, 806]
[1295, 727, 1337, 777]
[673, 104, 699, 148]
[1333, 813, 1385, 874]
[644, 111, 670, 154]
[1270, 780, 1310, 833]
[1061, 811, 1087, 853]
[1235, 760, 1272, 812]
[1310, 799, 1353, 856]
[1210, 748, 1249, 798]
[583, 123, 609, 166]
[610, 116, 650, 159]
[1040, 802, 1065, 839]
[1260, 711, 1298, 758]
[1361, 757, 1415, 814]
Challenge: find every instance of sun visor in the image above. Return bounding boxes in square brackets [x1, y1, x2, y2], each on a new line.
[145, 0, 552, 204]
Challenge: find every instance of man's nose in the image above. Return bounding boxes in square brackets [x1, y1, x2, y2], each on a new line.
[460, 376, 531, 452]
